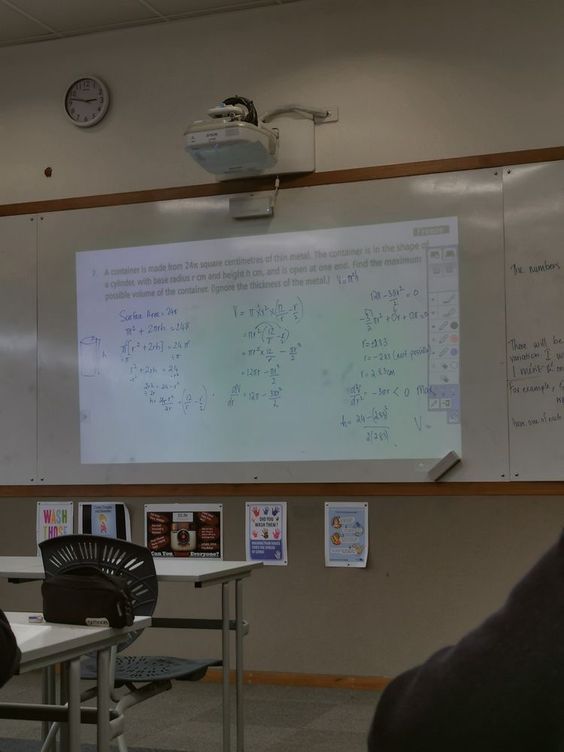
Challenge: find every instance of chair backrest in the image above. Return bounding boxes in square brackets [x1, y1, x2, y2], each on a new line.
[39, 534, 158, 649]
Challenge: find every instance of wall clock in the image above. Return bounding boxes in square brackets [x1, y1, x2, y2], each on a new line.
[64, 75, 110, 128]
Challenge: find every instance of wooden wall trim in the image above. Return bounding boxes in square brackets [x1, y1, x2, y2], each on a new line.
[1, 144, 564, 217]
[201, 668, 389, 691]
[1, 482, 564, 497]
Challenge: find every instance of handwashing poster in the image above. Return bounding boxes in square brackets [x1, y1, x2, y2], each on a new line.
[144, 503, 223, 559]
[325, 502, 368, 568]
[246, 502, 287, 565]
[36, 501, 74, 552]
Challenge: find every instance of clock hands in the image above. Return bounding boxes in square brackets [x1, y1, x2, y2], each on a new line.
[65, 77, 109, 126]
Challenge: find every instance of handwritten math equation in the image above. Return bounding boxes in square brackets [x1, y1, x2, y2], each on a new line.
[339, 284, 433, 445]
[228, 297, 304, 409]
[82, 305, 210, 416]
[85, 298, 308, 416]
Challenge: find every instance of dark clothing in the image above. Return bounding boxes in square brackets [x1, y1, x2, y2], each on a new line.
[368, 532, 564, 751]
[0, 609, 20, 687]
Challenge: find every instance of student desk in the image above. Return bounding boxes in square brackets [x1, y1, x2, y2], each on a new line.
[2, 611, 150, 751]
[0, 556, 262, 752]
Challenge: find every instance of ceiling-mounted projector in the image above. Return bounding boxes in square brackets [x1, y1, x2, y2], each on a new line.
[184, 95, 279, 178]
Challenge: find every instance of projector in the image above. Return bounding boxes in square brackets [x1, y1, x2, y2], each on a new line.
[184, 117, 279, 178]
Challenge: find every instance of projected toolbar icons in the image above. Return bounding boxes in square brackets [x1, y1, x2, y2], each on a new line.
[427, 246, 460, 424]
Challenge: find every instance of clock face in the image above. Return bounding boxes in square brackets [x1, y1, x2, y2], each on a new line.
[64, 76, 109, 127]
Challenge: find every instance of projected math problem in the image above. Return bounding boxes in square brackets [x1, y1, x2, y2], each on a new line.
[76, 218, 460, 464]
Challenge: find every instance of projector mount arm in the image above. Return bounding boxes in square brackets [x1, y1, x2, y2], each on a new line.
[261, 104, 335, 124]
[206, 97, 337, 126]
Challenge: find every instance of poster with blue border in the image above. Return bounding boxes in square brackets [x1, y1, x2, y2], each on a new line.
[246, 502, 287, 566]
[325, 502, 368, 568]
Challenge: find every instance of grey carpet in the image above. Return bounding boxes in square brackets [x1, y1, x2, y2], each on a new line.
[0, 673, 378, 752]
[0, 742, 173, 752]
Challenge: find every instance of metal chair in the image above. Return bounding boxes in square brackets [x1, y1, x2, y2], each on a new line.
[39, 534, 221, 751]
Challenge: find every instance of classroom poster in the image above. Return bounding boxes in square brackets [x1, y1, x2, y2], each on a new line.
[36, 501, 74, 551]
[245, 502, 287, 566]
[324, 502, 368, 568]
[78, 502, 131, 541]
[144, 503, 223, 559]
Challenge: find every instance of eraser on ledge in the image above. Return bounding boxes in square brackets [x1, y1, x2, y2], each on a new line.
[427, 450, 461, 481]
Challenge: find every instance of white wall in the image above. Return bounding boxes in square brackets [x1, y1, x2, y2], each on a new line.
[0, 0, 562, 204]
[0, 494, 562, 677]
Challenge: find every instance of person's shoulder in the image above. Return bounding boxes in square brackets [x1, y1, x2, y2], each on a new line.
[0, 608, 21, 687]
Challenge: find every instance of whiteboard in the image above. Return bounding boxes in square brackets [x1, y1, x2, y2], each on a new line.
[35, 169, 509, 483]
[505, 161, 564, 479]
[0, 215, 37, 482]
[75, 219, 460, 464]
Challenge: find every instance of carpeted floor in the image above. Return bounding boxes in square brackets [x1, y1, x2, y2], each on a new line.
[0, 743, 171, 752]
[0, 672, 378, 752]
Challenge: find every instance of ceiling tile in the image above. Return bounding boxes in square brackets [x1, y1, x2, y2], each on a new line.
[5, 0, 161, 33]
[0, 3, 54, 42]
[0, 0, 306, 48]
[147, 0, 289, 18]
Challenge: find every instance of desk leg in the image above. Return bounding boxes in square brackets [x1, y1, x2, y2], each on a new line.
[235, 578, 245, 752]
[41, 665, 56, 742]
[67, 659, 81, 752]
[222, 582, 231, 752]
[59, 664, 68, 752]
[97, 647, 111, 752]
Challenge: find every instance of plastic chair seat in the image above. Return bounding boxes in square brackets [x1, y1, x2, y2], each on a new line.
[81, 654, 221, 683]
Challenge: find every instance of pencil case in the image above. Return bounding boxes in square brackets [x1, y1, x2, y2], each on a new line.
[41, 568, 134, 628]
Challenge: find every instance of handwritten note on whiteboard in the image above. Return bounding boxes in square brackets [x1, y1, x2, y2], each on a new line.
[505, 163, 564, 479]
[506, 259, 564, 478]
